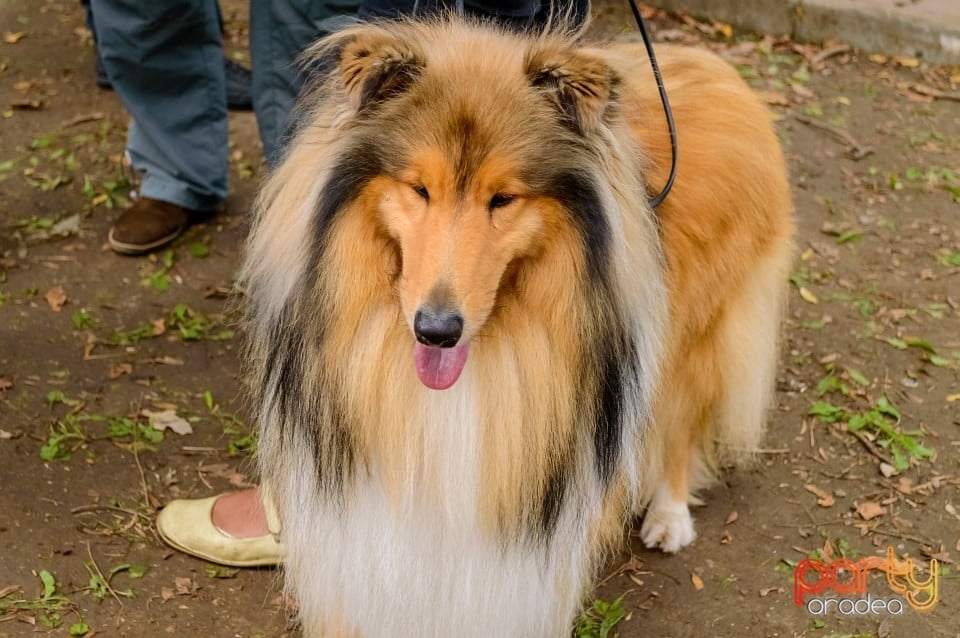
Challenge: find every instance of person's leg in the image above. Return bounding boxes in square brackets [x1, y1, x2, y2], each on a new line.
[92, 0, 227, 211]
[250, 0, 359, 166]
[92, 0, 228, 253]
[211, 487, 270, 537]
[156, 486, 283, 567]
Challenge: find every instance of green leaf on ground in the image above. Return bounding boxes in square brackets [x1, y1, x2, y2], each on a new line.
[574, 594, 628, 638]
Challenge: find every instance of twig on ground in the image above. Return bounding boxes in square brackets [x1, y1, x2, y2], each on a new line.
[85, 541, 124, 606]
[61, 112, 105, 128]
[811, 44, 851, 66]
[909, 84, 960, 102]
[869, 528, 934, 546]
[793, 112, 875, 160]
[71, 504, 151, 519]
[849, 430, 894, 466]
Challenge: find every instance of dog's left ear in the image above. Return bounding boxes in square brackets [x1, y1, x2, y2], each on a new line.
[335, 28, 425, 113]
[525, 48, 618, 135]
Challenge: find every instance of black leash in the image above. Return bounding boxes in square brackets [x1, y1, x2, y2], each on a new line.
[626, 0, 677, 208]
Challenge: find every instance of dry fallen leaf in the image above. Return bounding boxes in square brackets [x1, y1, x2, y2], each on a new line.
[107, 363, 133, 380]
[893, 56, 920, 68]
[45, 286, 67, 312]
[804, 483, 835, 507]
[0, 376, 12, 392]
[142, 409, 193, 436]
[799, 286, 819, 304]
[724, 511, 738, 525]
[758, 90, 789, 106]
[173, 576, 197, 595]
[2, 32, 25, 44]
[946, 393, 960, 402]
[10, 99, 42, 110]
[691, 573, 704, 591]
[857, 501, 885, 520]
[713, 21, 733, 38]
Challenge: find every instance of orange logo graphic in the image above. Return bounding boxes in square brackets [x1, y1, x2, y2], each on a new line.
[794, 547, 938, 615]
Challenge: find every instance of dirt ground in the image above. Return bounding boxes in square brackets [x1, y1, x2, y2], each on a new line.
[1, 1, 958, 637]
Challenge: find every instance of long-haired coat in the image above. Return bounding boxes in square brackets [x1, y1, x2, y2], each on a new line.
[245, 17, 794, 637]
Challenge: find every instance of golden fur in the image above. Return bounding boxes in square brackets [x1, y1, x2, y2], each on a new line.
[246, 17, 793, 637]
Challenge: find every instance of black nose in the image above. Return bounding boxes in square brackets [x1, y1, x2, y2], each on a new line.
[414, 308, 463, 348]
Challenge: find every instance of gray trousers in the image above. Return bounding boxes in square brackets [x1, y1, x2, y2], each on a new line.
[90, 0, 357, 212]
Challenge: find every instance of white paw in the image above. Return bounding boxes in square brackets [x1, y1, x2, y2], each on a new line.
[640, 490, 696, 553]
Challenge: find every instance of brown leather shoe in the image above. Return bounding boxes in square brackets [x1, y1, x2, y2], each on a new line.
[108, 198, 205, 255]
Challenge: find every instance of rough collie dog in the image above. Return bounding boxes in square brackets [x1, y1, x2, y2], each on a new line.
[245, 17, 794, 638]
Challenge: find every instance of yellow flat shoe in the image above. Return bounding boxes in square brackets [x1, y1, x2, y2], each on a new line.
[156, 494, 283, 567]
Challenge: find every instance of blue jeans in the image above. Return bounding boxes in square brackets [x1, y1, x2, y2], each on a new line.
[91, 0, 357, 211]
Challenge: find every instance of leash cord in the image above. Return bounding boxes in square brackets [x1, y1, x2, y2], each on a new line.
[626, 0, 677, 208]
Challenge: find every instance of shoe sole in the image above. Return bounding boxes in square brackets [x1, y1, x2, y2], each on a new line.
[107, 225, 184, 256]
[156, 524, 282, 568]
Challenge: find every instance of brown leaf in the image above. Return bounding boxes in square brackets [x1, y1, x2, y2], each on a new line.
[857, 501, 885, 520]
[160, 587, 174, 602]
[107, 363, 133, 379]
[893, 56, 920, 68]
[3, 32, 25, 44]
[0, 376, 12, 392]
[804, 483, 835, 507]
[10, 99, 42, 110]
[759, 586, 783, 598]
[691, 573, 704, 591]
[174, 576, 197, 595]
[143, 409, 193, 436]
[45, 286, 67, 312]
[724, 511, 738, 525]
[150, 318, 166, 336]
[758, 90, 789, 106]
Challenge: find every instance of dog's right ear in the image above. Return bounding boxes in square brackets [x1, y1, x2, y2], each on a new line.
[525, 46, 618, 136]
[320, 27, 425, 114]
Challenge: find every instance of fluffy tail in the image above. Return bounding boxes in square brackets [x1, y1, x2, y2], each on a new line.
[709, 240, 794, 468]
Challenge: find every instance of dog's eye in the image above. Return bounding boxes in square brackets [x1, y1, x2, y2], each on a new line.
[489, 193, 514, 210]
[413, 185, 429, 202]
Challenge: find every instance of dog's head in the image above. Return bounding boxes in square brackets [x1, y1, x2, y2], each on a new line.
[303, 20, 623, 389]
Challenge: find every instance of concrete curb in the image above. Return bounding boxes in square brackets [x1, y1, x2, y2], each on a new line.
[653, 0, 960, 64]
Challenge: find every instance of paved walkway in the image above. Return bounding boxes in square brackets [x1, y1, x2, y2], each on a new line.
[655, 0, 960, 63]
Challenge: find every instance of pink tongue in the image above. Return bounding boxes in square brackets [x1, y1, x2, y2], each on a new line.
[413, 342, 470, 390]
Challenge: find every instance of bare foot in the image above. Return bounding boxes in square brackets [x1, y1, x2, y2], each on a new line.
[210, 487, 271, 538]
